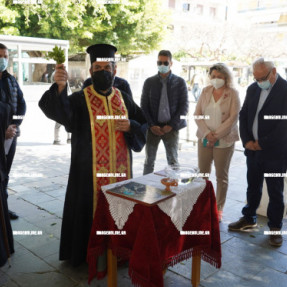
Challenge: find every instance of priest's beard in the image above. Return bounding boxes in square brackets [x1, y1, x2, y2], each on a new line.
[91, 70, 114, 95]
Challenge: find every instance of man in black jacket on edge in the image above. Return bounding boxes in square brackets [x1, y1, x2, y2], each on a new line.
[0, 43, 26, 220]
[0, 101, 14, 266]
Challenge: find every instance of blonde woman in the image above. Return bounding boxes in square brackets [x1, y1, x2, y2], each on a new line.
[194, 63, 240, 221]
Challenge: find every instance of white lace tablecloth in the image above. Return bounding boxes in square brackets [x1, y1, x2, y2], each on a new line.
[101, 173, 206, 231]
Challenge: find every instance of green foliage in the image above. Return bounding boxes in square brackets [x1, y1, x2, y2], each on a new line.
[45, 45, 65, 64]
[0, 0, 167, 55]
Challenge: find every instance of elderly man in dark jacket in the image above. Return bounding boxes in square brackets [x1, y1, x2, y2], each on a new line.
[141, 50, 188, 174]
[228, 58, 287, 247]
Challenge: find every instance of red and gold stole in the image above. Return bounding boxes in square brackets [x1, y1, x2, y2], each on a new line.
[83, 86, 131, 216]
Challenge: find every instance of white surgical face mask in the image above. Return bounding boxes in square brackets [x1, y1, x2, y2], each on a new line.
[210, 78, 225, 89]
[0, 57, 8, 72]
[158, 65, 170, 74]
[257, 80, 271, 90]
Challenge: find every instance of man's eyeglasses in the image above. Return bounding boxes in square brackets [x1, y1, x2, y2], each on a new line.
[254, 69, 272, 82]
[157, 61, 169, 66]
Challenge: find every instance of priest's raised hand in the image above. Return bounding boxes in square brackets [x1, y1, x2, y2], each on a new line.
[54, 64, 68, 93]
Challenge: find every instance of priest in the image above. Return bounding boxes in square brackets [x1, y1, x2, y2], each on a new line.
[39, 44, 147, 267]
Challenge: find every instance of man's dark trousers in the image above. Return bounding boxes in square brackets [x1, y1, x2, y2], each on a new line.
[4, 136, 17, 198]
[242, 150, 286, 229]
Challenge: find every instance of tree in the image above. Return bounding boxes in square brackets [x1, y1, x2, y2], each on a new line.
[169, 19, 287, 65]
[0, 0, 168, 55]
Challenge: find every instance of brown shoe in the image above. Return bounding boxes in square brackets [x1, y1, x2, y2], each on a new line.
[269, 228, 283, 247]
[228, 217, 257, 231]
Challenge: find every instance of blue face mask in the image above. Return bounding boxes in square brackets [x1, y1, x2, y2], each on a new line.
[158, 65, 169, 74]
[0, 58, 8, 72]
[257, 80, 271, 90]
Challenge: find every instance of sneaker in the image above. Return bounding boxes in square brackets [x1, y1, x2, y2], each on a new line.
[269, 228, 283, 247]
[218, 210, 223, 222]
[53, 140, 61, 145]
[67, 139, 71, 144]
[228, 217, 257, 231]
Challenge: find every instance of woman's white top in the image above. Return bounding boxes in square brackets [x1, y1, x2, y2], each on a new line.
[204, 95, 233, 148]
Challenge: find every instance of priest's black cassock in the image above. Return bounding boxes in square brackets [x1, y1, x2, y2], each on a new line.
[39, 83, 147, 266]
[0, 102, 14, 267]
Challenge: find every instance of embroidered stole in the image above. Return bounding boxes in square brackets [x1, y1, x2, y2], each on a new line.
[83, 86, 131, 216]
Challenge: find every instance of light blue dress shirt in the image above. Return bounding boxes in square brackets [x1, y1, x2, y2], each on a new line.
[252, 74, 278, 140]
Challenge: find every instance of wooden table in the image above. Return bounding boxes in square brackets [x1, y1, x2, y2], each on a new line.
[87, 174, 221, 287]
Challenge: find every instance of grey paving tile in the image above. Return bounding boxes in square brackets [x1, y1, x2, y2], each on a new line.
[222, 236, 287, 273]
[88, 266, 197, 287]
[11, 218, 41, 241]
[33, 217, 62, 239]
[169, 258, 218, 281]
[19, 192, 55, 205]
[43, 188, 66, 198]
[2, 252, 55, 278]
[42, 251, 60, 269]
[7, 184, 32, 193]
[258, 236, 287, 256]
[200, 270, 248, 287]
[222, 257, 264, 280]
[21, 180, 53, 189]
[219, 231, 234, 244]
[7, 196, 42, 218]
[8, 178, 37, 187]
[14, 232, 59, 253]
[0, 270, 10, 286]
[9, 201, 52, 225]
[78, 277, 107, 287]
[35, 199, 64, 217]
[29, 237, 60, 258]
[164, 269, 197, 286]
[1, 279, 20, 287]
[51, 177, 69, 185]
[12, 241, 31, 259]
[42, 254, 89, 283]
[13, 271, 77, 287]
[56, 195, 66, 202]
[243, 267, 287, 287]
[37, 184, 65, 193]
[7, 189, 16, 196]
[21, 209, 54, 225]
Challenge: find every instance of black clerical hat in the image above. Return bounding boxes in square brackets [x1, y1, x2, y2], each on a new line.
[86, 44, 117, 64]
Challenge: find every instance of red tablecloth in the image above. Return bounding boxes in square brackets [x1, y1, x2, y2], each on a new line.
[87, 180, 221, 287]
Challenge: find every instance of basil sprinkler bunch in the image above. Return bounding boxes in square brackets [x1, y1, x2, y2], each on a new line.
[46, 46, 65, 64]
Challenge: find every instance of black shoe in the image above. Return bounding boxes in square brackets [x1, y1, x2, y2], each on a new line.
[9, 210, 19, 220]
[269, 228, 283, 247]
[228, 217, 257, 231]
[53, 140, 61, 145]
